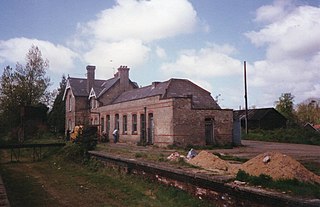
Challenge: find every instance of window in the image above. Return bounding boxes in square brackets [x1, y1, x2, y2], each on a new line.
[68, 119, 72, 131]
[101, 117, 105, 133]
[69, 95, 72, 111]
[123, 115, 127, 134]
[115, 114, 119, 130]
[106, 115, 110, 134]
[132, 114, 137, 133]
[91, 98, 96, 109]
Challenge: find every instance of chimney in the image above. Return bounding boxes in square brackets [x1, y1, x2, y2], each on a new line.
[152, 81, 160, 89]
[118, 65, 130, 92]
[86, 65, 95, 92]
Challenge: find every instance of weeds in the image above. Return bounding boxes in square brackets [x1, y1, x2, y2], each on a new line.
[135, 152, 148, 158]
[236, 170, 320, 198]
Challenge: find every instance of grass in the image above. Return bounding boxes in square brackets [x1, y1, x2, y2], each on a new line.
[236, 170, 320, 198]
[213, 153, 249, 163]
[0, 163, 59, 207]
[0, 147, 215, 207]
[243, 128, 320, 145]
[302, 162, 320, 176]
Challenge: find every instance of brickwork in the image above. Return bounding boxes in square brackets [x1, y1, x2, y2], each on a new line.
[172, 98, 233, 147]
[93, 96, 174, 145]
[98, 81, 136, 106]
[91, 95, 233, 147]
[65, 65, 233, 146]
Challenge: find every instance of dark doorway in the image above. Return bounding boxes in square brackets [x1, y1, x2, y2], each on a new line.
[148, 113, 154, 144]
[205, 118, 215, 145]
[140, 114, 145, 143]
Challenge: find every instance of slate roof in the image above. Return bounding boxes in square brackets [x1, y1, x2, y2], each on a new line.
[112, 78, 220, 109]
[234, 108, 286, 120]
[67, 77, 119, 97]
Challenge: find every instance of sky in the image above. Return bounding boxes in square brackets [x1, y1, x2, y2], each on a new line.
[0, 0, 320, 109]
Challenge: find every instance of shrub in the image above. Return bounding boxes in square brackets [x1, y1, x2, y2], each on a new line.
[243, 128, 320, 145]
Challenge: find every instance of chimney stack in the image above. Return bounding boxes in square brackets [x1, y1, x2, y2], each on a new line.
[86, 65, 95, 92]
[118, 65, 130, 92]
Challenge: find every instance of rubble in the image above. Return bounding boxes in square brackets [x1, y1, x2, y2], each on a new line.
[167, 152, 185, 161]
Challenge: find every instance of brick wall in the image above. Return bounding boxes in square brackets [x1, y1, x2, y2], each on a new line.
[91, 95, 233, 147]
[93, 96, 174, 145]
[172, 98, 233, 147]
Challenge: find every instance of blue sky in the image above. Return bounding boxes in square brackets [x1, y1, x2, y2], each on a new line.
[1, 0, 320, 109]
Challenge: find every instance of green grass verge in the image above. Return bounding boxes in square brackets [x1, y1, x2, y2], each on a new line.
[243, 128, 320, 145]
[0, 163, 59, 207]
[236, 170, 320, 198]
[0, 147, 215, 207]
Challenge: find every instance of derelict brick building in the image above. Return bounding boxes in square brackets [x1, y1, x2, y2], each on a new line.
[63, 65, 233, 147]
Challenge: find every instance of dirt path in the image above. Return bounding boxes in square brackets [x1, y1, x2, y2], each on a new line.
[211, 140, 320, 164]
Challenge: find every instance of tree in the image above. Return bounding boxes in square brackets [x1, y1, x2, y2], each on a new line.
[275, 93, 295, 125]
[0, 45, 51, 138]
[295, 100, 320, 125]
[48, 75, 67, 135]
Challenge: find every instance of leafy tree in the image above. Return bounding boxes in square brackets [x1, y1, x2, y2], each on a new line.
[295, 100, 320, 125]
[0, 45, 51, 139]
[275, 93, 295, 125]
[48, 75, 67, 134]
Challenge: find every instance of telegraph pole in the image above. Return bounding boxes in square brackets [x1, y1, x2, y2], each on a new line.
[244, 61, 249, 134]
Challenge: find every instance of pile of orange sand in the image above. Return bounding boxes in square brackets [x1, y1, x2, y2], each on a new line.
[188, 151, 231, 173]
[188, 150, 320, 184]
[240, 151, 320, 184]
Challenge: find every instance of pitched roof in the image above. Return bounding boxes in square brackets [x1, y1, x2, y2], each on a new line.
[234, 108, 287, 120]
[66, 77, 119, 97]
[112, 78, 220, 109]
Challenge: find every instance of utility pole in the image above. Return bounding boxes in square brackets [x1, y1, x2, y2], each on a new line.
[244, 61, 249, 134]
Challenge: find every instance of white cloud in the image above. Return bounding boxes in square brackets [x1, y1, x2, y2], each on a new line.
[246, 5, 320, 60]
[0, 37, 78, 73]
[254, 0, 293, 23]
[155, 46, 167, 59]
[69, 0, 201, 76]
[83, 39, 150, 78]
[82, 0, 197, 42]
[160, 43, 242, 78]
[245, 2, 320, 105]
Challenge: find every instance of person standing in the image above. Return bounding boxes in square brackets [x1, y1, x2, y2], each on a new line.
[112, 128, 118, 143]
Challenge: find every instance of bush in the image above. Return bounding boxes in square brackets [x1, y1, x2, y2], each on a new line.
[59, 126, 98, 163]
[243, 128, 320, 145]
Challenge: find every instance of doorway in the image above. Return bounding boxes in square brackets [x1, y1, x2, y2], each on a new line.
[205, 118, 215, 145]
[148, 113, 154, 144]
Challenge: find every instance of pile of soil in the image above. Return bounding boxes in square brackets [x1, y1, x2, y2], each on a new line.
[240, 151, 320, 184]
[188, 151, 233, 174]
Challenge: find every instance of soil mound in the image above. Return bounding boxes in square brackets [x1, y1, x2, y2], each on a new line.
[188, 151, 232, 173]
[241, 151, 320, 184]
